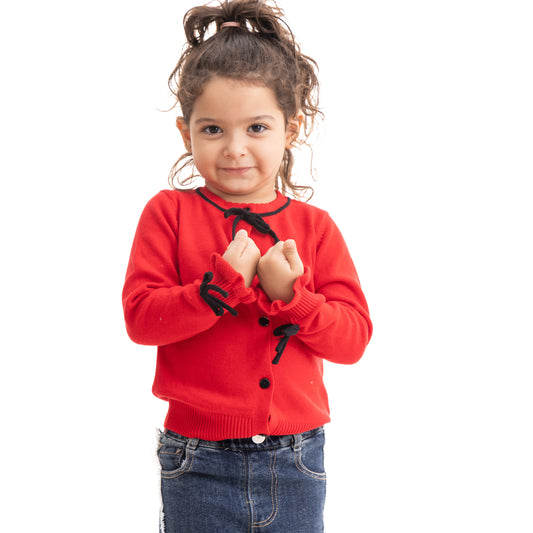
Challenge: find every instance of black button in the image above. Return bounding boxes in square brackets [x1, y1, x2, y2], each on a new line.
[259, 378, 271, 389]
[258, 317, 270, 327]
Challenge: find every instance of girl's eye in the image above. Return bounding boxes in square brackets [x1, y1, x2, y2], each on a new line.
[249, 124, 267, 134]
[202, 125, 222, 135]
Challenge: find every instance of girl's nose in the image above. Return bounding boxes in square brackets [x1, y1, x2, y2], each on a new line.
[223, 134, 246, 159]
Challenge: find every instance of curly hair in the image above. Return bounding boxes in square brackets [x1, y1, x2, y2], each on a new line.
[167, 0, 321, 199]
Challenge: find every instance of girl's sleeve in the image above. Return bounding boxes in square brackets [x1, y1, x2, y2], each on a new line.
[122, 191, 255, 346]
[256, 214, 372, 364]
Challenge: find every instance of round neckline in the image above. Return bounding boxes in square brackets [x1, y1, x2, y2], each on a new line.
[197, 186, 289, 213]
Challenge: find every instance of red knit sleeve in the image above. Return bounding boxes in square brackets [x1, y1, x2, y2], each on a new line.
[256, 214, 372, 364]
[122, 191, 255, 346]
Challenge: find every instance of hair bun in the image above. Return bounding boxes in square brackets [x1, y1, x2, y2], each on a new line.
[184, 0, 290, 46]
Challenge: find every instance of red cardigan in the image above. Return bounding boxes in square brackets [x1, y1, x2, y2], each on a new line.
[123, 187, 372, 440]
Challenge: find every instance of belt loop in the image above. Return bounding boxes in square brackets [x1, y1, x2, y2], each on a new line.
[187, 438, 200, 451]
[292, 432, 302, 452]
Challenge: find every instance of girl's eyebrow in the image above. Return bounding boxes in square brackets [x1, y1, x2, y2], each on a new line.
[194, 117, 217, 125]
[247, 115, 276, 122]
[194, 115, 276, 125]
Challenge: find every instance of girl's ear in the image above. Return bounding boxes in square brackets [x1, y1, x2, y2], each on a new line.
[176, 117, 192, 152]
[285, 112, 304, 150]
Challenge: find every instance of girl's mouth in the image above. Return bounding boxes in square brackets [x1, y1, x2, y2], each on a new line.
[221, 167, 252, 175]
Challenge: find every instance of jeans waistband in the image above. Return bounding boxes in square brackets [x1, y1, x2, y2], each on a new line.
[163, 426, 324, 452]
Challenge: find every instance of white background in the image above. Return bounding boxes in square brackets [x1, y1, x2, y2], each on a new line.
[1, 1, 532, 531]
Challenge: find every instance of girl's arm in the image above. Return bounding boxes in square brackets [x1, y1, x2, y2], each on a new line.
[256, 215, 372, 365]
[122, 192, 256, 346]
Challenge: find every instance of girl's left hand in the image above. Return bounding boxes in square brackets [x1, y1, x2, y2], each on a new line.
[222, 229, 261, 288]
[257, 240, 304, 303]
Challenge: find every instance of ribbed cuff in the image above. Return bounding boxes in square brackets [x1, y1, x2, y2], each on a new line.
[208, 253, 257, 308]
[256, 267, 325, 322]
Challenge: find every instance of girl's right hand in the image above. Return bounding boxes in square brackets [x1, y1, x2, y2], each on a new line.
[222, 230, 260, 287]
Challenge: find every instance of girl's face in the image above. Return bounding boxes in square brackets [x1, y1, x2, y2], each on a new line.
[177, 77, 301, 203]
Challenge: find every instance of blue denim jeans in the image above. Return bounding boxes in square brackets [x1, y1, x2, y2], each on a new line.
[157, 427, 326, 532]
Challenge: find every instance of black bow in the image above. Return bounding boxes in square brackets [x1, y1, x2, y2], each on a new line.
[224, 207, 280, 242]
[199, 272, 238, 317]
[272, 324, 300, 364]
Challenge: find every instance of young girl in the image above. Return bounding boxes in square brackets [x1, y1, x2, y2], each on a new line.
[123, 1, 372, 531]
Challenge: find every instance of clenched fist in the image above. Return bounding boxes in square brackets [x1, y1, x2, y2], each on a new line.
[222, 230, 261, 287]
[257, 239, 304, 303]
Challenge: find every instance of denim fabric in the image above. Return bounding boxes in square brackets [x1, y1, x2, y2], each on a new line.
[157, 427, 326, 532]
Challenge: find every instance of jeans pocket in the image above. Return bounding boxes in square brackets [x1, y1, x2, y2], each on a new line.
[294, 430, 327, 481]
[157, 431, 194, 478]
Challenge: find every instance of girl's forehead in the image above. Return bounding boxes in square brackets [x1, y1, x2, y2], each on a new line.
[191, 77, 284, 120]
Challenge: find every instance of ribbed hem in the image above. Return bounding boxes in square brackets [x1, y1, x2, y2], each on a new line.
[269, 417, 330, 437]
[165, 401, 258, 441]
[164, 400, 331, 441]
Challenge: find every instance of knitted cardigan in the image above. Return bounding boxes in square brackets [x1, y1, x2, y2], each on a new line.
[123, 187, 372, 440]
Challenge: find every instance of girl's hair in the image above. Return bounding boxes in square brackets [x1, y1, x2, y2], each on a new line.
[168, 0, 321, 199]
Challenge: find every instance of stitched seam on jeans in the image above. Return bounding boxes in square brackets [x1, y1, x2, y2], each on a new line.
[160, 448, 194, 479]
[294, 449, 327, 481]
[253, 450, 279, 528]
[243, 451, 253, 533]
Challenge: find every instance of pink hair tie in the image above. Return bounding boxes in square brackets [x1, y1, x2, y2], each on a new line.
[220, 22, 241, 28]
